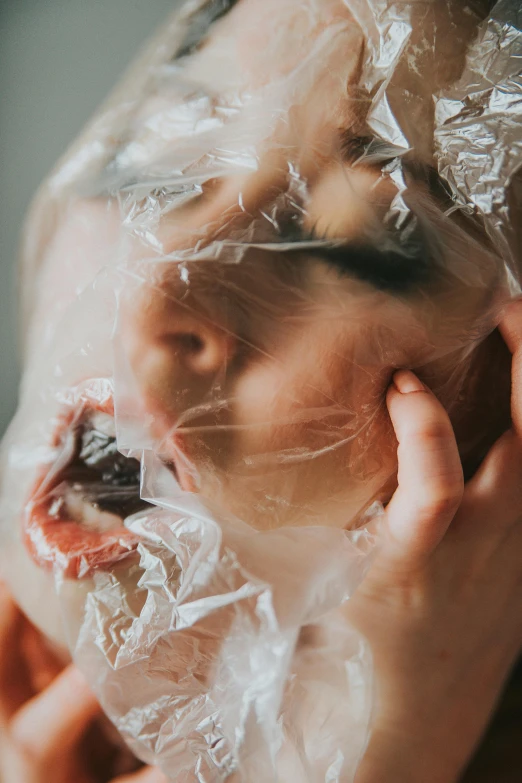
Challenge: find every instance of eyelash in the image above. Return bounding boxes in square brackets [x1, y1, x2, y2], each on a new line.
[315, 242, 428, 292]
[281, 224, 430, 293]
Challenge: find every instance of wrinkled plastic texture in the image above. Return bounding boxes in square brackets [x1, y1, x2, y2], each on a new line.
[1, 0, 522, 780]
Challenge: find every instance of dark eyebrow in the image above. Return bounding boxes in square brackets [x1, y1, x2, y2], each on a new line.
[174, 0, 240, 59]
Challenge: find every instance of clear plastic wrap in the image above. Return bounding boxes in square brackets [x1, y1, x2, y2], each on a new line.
[1, 0, 521, 780]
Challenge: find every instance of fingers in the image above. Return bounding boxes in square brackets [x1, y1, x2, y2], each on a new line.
[459, 299, 522, 529]
[9, 664, 100, 762]
[0, 583, 34, 721]
[383, 371, 464, 568]
[499, 297, 522, 439]
[0, 582, 23, 682]
[463, 430, 522, 526]
[22, 623, 64, 694]
[113, 766, 168, 783]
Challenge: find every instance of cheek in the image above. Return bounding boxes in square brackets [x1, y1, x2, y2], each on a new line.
[28, 200, 122, 352]
[226, 327, 396, 529]
[230, 321, 385, 461]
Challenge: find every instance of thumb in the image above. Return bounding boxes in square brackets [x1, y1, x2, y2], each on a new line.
[382, 371, 464, 569]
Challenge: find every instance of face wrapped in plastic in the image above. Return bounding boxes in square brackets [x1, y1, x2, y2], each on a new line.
[1, 0, 521, 780]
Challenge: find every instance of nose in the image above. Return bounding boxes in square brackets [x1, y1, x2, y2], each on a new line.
[161, 319, 234, 377]
[122, 275, 236, 426]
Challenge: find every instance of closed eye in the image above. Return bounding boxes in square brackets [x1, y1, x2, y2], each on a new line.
[307, 239, 431, 292]
[279, 221, 431, 293]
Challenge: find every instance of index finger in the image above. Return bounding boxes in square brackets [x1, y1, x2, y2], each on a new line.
[9, 665, 100, 762]
[461, 298, 522, 524]
[0, 583, 34, 722]
[498, 297, 522, 439]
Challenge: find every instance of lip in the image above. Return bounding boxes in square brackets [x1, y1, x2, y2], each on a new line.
[23, 383, 199, 580]
[23, 390, 143, 580]
[24, 497, 141, 580]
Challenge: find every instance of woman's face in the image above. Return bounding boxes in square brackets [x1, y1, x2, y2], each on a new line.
[1, 0, 508, 639]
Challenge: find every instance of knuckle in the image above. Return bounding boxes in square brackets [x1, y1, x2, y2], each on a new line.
[419, 485, 463, 521]
[416, 418, 453, 445]
[400, 417, 454, 455]
[9, 731, 45, 768]
[500, 433, 522, 466]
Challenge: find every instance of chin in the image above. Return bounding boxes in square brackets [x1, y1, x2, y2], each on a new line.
[3, 534, 72, 649]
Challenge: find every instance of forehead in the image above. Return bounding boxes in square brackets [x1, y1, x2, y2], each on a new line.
[176, 0, 364, 122]
[175, 6, 501, 221]
[95, 0, 498, 332]
[179, 0, 354, 55]
[24, 0, 516, 335]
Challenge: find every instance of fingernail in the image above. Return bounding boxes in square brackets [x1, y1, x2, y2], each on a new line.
[393, 370, 426, 394]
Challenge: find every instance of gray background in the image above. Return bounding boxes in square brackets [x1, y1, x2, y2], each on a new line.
[0, 0, 176, 435]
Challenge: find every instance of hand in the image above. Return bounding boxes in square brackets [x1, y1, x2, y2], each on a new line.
[0, 584, 167, 783]
[349, 300, 522, 783]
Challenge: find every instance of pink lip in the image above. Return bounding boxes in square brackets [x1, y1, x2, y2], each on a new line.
[23, 386, 196, 580]
[24, 497, 141, 580]
[23, 392, 141, 580]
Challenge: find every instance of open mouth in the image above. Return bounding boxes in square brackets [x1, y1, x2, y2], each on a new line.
[24, 403, 153, 580]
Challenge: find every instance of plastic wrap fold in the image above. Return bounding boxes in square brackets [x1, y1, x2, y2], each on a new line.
[1, 0, 521, 780]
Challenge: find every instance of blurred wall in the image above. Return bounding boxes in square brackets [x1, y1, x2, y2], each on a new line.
[0, 0, 176, 435]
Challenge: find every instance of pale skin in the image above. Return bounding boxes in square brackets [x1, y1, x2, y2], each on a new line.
[2, 1, 520, 779]
[8, 0, 508, 638]
[1, 300, 521, 783]
[352, 301, 522, 782]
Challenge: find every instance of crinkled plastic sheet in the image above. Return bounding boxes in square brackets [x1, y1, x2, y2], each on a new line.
[1, 0, 522, 781]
